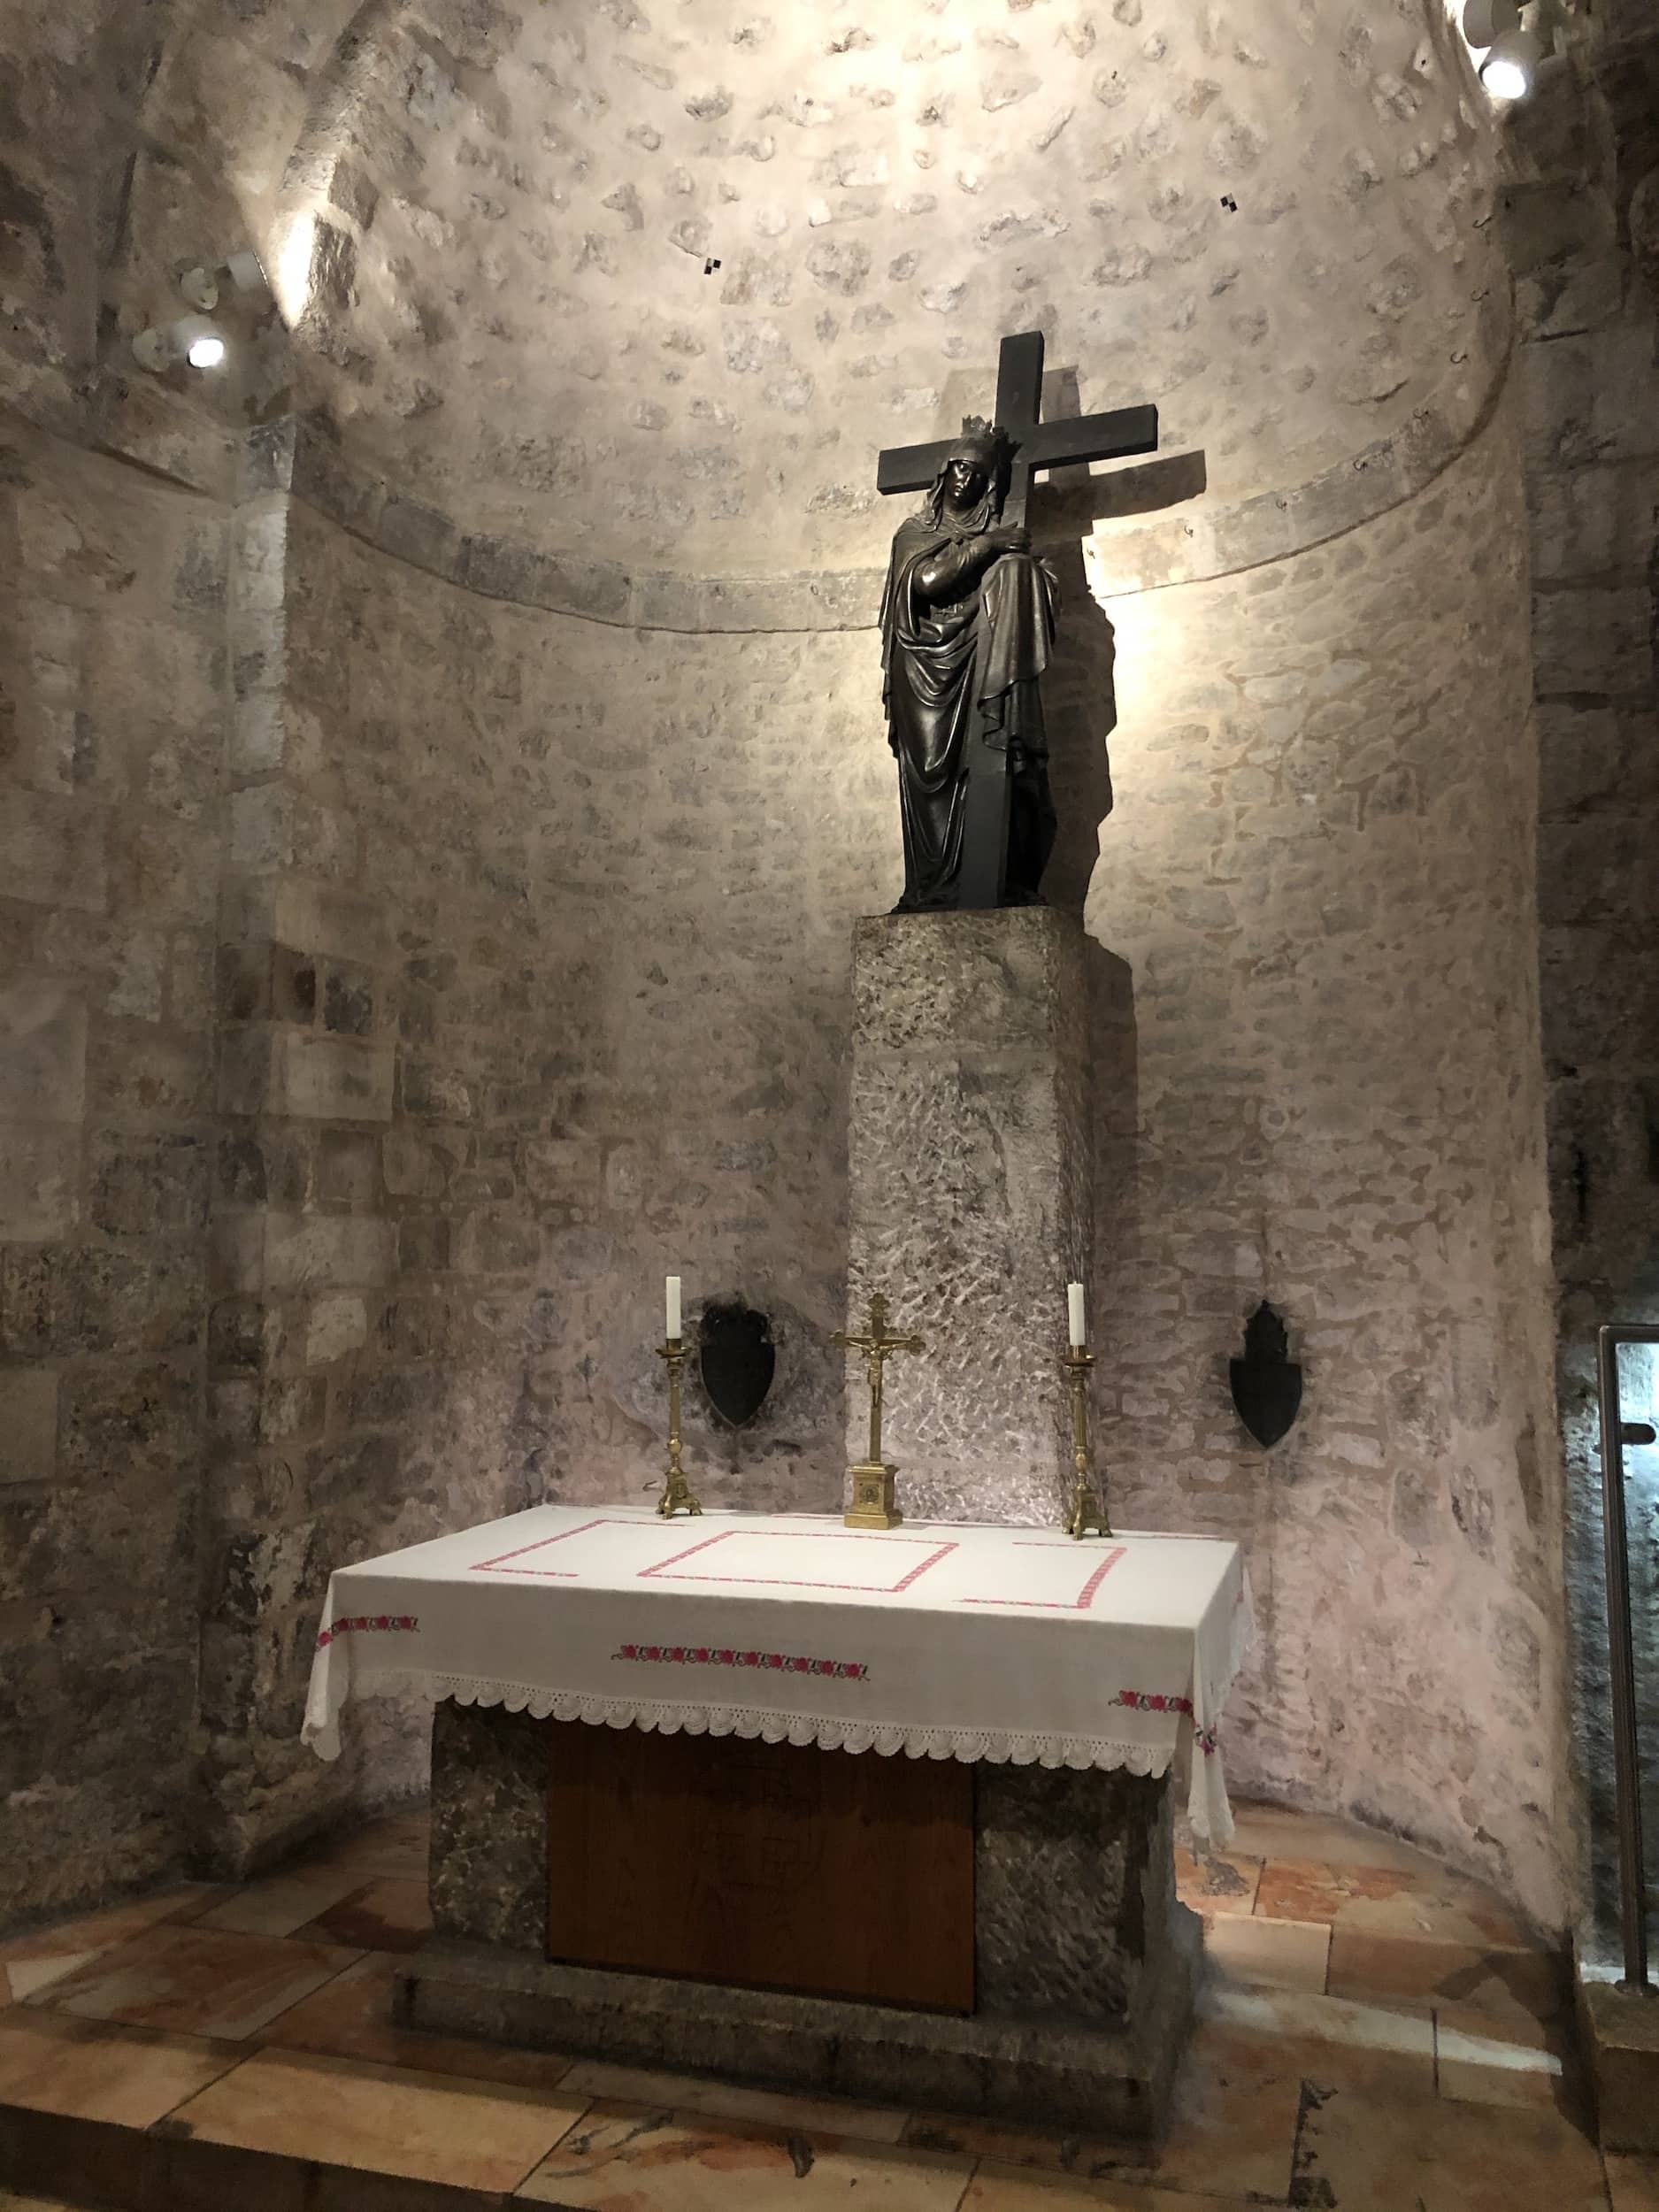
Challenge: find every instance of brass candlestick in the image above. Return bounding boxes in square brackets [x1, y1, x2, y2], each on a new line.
[655, 1337, 703, 1519]
[1062, 1344, 1113, 1539]
[833, 1292, 925, 1531]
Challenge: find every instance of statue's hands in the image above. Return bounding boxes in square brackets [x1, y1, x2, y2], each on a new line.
[984, 524, 1031, 556]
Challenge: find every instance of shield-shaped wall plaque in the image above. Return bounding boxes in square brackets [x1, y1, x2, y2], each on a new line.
[699, 1302, 776, 1428]
[1230, 1302, 1302, 1448]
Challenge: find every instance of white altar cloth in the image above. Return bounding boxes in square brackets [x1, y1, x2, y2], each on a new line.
[303, 1505, 1253, 1845]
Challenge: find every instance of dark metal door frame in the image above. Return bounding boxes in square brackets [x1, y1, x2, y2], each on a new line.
[1597, 1322, 1659, 1988]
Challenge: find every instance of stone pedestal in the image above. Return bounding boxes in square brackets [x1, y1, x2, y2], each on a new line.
[407, 1703, 1201, 2138]
[845, 908, 1093, 1526]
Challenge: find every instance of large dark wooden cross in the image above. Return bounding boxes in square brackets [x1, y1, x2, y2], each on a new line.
[876, 329, 1159, 910]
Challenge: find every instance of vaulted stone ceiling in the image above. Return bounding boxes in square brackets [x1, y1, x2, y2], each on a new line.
[127, 0, 1508, 569]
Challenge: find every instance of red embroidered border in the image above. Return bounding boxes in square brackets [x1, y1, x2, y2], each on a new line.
[614, 1642, 869, 1682]
[638, 1528, 956, 1597]
[961, 1542, 1128, 1611]
[469, 1515, 611, 1577]
[316, 1613, 419, 1651]
[1114, 1687, 1219, 1756]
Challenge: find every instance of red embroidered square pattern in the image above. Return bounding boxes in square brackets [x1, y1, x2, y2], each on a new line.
[468, 1516, 617, 1578]
[959, 1541, 1128, 1611]
[639, 1529, 957, 1595]
[468, 1518, 957, 1595]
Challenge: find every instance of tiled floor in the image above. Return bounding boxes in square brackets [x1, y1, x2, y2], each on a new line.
[0, 1797, 1631, 2208]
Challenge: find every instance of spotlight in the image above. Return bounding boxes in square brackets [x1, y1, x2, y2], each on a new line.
[1481, 26, 1541, 97]
[1463, 0, 1518, 46]
[131, 313, 228, 373]
[178, 253, 270, 313]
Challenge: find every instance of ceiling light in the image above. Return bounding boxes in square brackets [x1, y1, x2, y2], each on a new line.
[188, 332, 227, 369]
[1481, 26, 1541, 97]
[1463, 0, 1519, 47]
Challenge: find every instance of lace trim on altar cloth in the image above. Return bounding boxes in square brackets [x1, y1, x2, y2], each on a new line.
[301, 1666, 1182, 1781]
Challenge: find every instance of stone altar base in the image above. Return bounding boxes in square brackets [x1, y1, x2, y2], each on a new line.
[402, 1703, 1202, 2139]
[845, 907, 1093, 1526]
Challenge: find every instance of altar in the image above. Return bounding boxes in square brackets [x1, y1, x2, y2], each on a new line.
[303, 1502, 1250, 2136]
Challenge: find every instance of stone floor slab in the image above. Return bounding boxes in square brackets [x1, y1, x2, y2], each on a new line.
[1173, 1847, 1263, 1918]
[1288, 2079, 1608, 2211]
[1327, 1928, 1567, 2024]
[256, 1953, 576, 2090]
[515, 2101, 973, 2208]
[1202, 1912, 1331, 1993]
[0, 2009, 240, 2127]
[28, 1924, 357, 2041]
[165, 2047, 589, 2193]
[962, 2167, 1269, 2208]
[294, 1877, 432, 1955]
[1608, 2150, 1659, 2208]
[193, 1870, 369, 1941]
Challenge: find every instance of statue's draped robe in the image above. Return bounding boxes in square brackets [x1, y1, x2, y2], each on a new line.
[880, 515, 1059, 910]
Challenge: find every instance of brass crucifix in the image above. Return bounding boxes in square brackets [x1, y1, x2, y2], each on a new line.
[833, 1291, 926, 1532]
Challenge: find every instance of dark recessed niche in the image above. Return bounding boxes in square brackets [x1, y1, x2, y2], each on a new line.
[698, 1301, 776, 1428]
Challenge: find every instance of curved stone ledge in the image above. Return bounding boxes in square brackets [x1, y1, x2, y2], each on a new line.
[1086, 288, 1515, 600]
[259, 294, 1512, 636]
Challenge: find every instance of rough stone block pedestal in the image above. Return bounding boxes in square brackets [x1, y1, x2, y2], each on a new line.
[846, 907, 1093, 1526]
[405, 1703, 1201, 2139]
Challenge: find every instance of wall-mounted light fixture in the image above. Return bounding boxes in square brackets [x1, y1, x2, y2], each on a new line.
[1481, 26, 1542, 98]
[130, 251, 271, 376]
[178, 251, 271, 314]
[1463, 0, 1517, 43]
[132, 312, 227, 373]
[1462, 0, 1543, 99]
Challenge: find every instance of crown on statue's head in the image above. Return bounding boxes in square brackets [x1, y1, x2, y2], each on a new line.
[949, 415, 1015, 474]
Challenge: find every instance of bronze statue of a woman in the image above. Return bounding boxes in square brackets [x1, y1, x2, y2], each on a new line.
[879, 419, 1059, 911]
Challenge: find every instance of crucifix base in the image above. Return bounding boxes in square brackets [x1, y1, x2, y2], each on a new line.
[844, 1463, 902, 1532]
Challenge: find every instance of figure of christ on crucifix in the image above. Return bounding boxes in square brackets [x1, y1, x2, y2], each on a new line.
[834, 1292, 925, 1532]
[877, 331, 1159, 912]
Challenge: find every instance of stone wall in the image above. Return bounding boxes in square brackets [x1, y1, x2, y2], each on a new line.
[0, 419, 228, 1916]
[210, 393, 1569, 1929]
[0, 0, 1592, 1939]
[1087, 398, 1566, 1929]
[0, 399, 1572, 1927]
[197, 460, 898, 1864]
[1504, 35, 1659, 1954]
[239, 0, 1508, 574]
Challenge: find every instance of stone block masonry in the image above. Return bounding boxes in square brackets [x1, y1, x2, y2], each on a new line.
[0, 422, 229, 1919]
[192, 469, 902, 1876]
[0, 382, 1573, 1939]
[1088, 398, 1565, 1928]
[1503, 29, 1659, 1967]
[0, 0, 1600, 1961]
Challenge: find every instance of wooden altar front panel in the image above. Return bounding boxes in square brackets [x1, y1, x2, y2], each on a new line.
[546, 1721, 974, 2012]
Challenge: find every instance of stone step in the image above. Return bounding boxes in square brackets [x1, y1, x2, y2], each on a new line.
[0, 2093, 522, 2212]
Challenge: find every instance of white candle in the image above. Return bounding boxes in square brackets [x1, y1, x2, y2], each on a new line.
[1067, 1280, 1086, 1348]
[666, 1275, 681, 1341]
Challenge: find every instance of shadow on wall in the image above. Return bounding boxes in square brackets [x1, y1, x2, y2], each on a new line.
[1041, 541, 1117, 912]
[1038, 446, 1208, 910]
[1086, 938, 1141, 1458]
